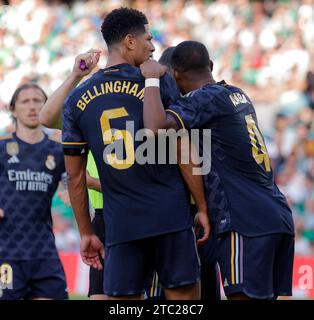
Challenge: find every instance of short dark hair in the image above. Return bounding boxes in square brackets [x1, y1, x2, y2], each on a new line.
[171, 41, 213, 73]
[158, 47, 175, 72]
[101, 7, 148, 47]
[9, 83, 47, 111]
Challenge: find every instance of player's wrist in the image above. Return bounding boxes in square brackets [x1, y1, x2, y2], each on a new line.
[145, 78, 160, 88]
[79, 225, 94, 237]
[69, 71, 84, 82]
[197, 203, 208, 213]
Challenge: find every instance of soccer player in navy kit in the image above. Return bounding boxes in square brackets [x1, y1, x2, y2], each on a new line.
[0, 83, 68, 300]
[156, 46, 221, 301]
[140, 41, 295, 300]
[62, 8, 210, 300]
[39, 49, 108, 300]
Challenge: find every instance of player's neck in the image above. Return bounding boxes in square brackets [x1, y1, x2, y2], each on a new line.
[16, 125, 45, 144]
[105, 50, 131, 68]
[198, 77, 216, 88]
[186, 78, 216, 93]
[184, 72, 216, 93]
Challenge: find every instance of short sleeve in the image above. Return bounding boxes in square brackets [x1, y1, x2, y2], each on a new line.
[62, 96, 88, 156]
[160, 73, 181, 108]
[166, 89, 216, 129]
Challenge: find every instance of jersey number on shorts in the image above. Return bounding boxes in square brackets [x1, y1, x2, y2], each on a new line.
[100, 107, 135, 170]
[245, 114, 271, 172]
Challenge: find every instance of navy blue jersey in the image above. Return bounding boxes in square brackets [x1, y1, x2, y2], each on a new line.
[167, 81, 294, 237]
[0, 133, 65, 260]
[62, 63, 192, 246]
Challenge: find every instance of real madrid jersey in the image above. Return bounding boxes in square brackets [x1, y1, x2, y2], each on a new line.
[62, 63, 192, 246]
[0, 133, 66, 260]
[167, 81, 294, 237]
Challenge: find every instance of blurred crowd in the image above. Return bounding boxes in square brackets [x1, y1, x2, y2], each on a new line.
[0, 0, 314, 254]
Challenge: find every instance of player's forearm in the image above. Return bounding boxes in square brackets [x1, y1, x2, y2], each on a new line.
[143, 87, 168, 133]
[181, 166, 207, 212]
[65, 156, 93, 236]
[68, 171, 93, 236]
[177, 137, 207, 212]
[86, 175, 102, 193]
[39, 74, 82, 129]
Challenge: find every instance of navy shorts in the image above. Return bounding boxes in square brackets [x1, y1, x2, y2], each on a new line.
[198, 231, 220, 301]
[104, 228, 201, 296]
[88, 210, 105, 297]
[0, 259, 68, 300]
[218, 231, 294, 299]
[146, 204, 220, 301]
[147, 230, 221, 301]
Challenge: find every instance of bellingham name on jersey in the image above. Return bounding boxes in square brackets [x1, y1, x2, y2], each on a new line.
[62, 64, 193, 246]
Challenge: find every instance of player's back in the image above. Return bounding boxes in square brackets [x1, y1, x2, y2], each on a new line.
[62, 64, 192, 246]
[181, 81, 294, 237]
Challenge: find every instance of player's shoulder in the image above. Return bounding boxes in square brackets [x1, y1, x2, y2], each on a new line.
[160, 72, 178, 90]
[160, 72, 174, 83]
[47, 134, 62, 145]
[202, 81, 228, 97]
[45, 137, 64, 164]
[118, 64, 143, 80]
[102, 63, 143, 82]
[67, 70, 102, 101]
[187, 81, 238, 106]
[44, 134, 63, 153]
[0, 134, 16, 156]
[0, 134, 13, 142]
[0, 134, 14, 147]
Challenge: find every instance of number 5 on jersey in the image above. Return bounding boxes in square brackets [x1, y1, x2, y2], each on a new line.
[100, 107, 135, 170]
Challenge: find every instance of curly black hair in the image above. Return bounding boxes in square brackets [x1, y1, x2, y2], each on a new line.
[101, 7, 148, 47]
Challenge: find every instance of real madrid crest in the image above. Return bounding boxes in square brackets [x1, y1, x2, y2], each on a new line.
[45, 155, 56, 170]
[6, 142, 19, 157]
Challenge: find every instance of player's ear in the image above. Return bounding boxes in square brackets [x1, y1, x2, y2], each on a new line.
[173, 69, 179, 82]
[209, 59, 214, 72]
[124, 34, 136, 51]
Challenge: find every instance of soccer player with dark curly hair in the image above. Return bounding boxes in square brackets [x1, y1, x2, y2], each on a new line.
[62, 8, 210, 300]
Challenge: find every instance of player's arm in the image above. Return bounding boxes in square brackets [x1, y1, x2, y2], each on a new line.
[0, 208, 4, 221]
[141, 61, 210, 243]
[86, 171, 102, 192]
[62, 94, 104, 270]
[177, 134, 210, 245]
[64, 155, 90, 235]
[64, 154, 104, 270]
[140, 60, 178, 133]
[39, 49, 101, 129]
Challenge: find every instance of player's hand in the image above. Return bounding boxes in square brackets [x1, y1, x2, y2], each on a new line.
[80, 234, 105, 270]
[71, 49, 102, 79]
[140, 60, 167, 78]
[0, 208, 4, 221]
[194, 210, 211, 246]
